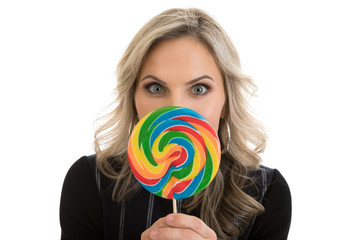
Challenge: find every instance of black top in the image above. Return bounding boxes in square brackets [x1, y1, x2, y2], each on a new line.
[60, 155, 291, 240]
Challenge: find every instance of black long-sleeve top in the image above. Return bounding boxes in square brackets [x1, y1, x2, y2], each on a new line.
[60, 155, 291, 239]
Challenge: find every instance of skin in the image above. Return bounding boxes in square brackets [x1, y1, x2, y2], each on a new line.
[141, 213, 217, 240]
[135, 37, 225, 239]
[134, 36, 226, 132]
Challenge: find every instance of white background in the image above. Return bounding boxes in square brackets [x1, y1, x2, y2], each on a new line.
[1, 0, 359, 239]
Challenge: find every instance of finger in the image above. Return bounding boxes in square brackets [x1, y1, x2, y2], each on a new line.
[151, 217, 167, 228]
[141, 217, 168, 240]
[151, 227, 203, 240]
[164, 214, 216, 239]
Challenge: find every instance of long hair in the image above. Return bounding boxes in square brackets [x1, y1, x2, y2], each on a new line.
[94, 8, 266, 239]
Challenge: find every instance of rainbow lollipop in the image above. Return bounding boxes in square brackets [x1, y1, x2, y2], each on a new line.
[128, 106, 221, 200]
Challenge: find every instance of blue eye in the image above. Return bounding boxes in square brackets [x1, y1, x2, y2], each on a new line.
[148, 84, 164, 94]
[192, 84, 209, 95]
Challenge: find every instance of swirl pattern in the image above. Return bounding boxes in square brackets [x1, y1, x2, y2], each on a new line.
[128, 106, 221, 199]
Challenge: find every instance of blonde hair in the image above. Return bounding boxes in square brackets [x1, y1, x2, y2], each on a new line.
[94, 8, 266, 239]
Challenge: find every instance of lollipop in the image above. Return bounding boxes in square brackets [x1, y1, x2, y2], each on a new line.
[128, 106, 221, 200]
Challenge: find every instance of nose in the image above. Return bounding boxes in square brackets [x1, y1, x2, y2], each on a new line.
[166, 92, 188, 109]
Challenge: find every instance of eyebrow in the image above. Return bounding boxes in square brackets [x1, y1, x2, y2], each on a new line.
[140, 75, 215, 85]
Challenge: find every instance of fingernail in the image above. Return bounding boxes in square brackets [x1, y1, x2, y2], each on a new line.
[166, 214, 174, 223]
[150, 229, 159, 239]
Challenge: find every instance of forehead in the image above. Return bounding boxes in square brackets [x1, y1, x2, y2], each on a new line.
[140, 37, 222, 82]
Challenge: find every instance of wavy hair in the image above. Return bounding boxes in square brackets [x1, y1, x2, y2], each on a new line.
[94, 8, 267, 239]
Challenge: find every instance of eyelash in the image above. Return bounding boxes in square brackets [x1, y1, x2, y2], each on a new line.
[144, 82, 212, 96]
[192, 83, 211, 95]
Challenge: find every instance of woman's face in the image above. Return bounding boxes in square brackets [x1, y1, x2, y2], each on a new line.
[134, 37, 226, 131]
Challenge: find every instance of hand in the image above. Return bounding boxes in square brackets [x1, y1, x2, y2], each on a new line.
[141, 213, 217, 240]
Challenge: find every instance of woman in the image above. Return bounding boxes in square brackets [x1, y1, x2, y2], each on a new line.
[60, 8, 291, 240]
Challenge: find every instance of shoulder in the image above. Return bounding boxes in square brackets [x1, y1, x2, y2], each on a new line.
[263, 168, 292, 224]
[246, 166, 290, 200]
[249, 168, 292, 239]
[61, 155, 99, 195]
[62, 155, 95, 184]
[262, 168, 291, 214]
[60, 155, 103, 239]
[268, 169, 291, 199]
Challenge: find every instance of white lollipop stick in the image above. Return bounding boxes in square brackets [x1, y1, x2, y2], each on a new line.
[173, 198, 177, 213]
